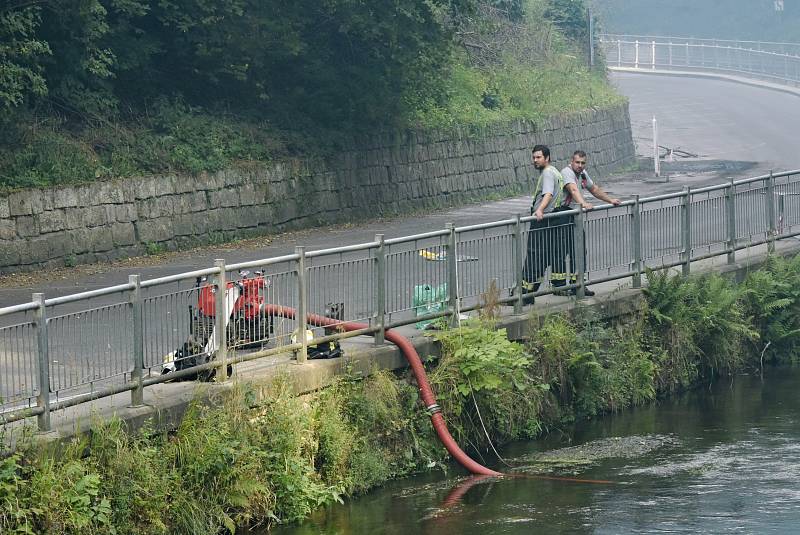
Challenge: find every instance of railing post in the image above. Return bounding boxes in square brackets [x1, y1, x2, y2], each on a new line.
[513, 214, 525, 313]
[682, 187, 692, 276]
[129, 274, 144, 407]
[295, 246, 308, 363]
[631, 195, 643, 288]
[635, 40, 640, 68]
[33, 293, 51, 433]
[617, 39, 622, 66]
[573, 209, 586, 298]
[669, 41, 673, 66]
[651, 40, 656, 69]
[374, 234, 386, 346]
[778, 193, 785, 238]
[446, 223, 459, 328]
[726, 180, 737, 265]
[686, 42, 690, 66]
[214, 259, 228, 381]
[767, 170, 776, 253]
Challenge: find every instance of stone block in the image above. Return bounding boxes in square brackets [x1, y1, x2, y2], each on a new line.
[8, 190, 43, 216]
[185, 191, 207, 212]
[208, 188, 240, 209]
[0, 240, 21, 266]
[38, 210, 65, 234]
[83, 205, 108, 228]
[63, 208, 84, 230]
[153, 177, 176, 197]
[172, 214, 195, 237]
[115, 203, 137, 222]
[172, 175, 196, 194]
[138, 196, 174, 219]
[15, 216, 38, 238]
[134, 178, 158, 200]
[40, 191, 55, 211]
[190, 212, 211, 234]
[238, 183, 257, 206]
[0, 219, 16, 240]
[87, 227, 114, 252]
[96, 181, 124, 204]
[136, 217, 173, 244]
[0, 198, 9, 219]
[219, 207, 239, 230]
[111, 223, 136, 246]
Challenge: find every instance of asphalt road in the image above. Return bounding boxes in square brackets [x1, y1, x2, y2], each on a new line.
[2, 73, 799, 406]
[612, 72, 800, 171]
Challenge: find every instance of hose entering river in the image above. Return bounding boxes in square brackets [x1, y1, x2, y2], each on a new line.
[263, 305, 613, 483]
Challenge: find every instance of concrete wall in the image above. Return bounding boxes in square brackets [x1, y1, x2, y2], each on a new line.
[0, 104, 635, 272]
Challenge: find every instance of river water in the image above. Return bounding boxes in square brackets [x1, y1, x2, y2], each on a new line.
[274, 367, 800, 534]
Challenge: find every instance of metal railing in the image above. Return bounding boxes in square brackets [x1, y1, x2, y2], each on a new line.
[599, 34, 800, 87]
[2, 169, 800, 430]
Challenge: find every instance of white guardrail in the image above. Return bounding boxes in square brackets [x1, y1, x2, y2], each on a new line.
[599, 34, 800, 87]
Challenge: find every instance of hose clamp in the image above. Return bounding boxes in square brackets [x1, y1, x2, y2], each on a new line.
[426, 403, 441, 415]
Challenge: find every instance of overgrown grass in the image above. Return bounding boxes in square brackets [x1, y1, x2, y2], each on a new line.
[411, 57, 624, 130]
[7, 259, 800, 533]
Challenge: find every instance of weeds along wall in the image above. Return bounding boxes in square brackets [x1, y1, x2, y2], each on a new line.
[0, 105, 634, 272]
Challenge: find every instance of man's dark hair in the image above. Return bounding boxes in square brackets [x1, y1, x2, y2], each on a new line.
[573, 150, 587, 158]
[532, 144, 550, 159]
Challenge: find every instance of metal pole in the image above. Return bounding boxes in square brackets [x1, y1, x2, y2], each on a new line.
[682, 187, 692, 276]
[726, 179, 737, 265]
[618, 39, 622, 66]
[653, 116, 660, 177]
[635, 40, 640, 68]
[767, 171, 776, 253]
[33, 292, 51, 432]
[374, 234, 386, 345]
[632, 195, 643, 288]
[669, 41, 673, 66]
[129, 274, 144, 407]
[513, 214, 525, 312]
[446, 223, 459, 328]
[295, 246, 308, 363]
[214, 259, 228, 381]
[778, 193, 785, 238]
[573, 209, 586, 299]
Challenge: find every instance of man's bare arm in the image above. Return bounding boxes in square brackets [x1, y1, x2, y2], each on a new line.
[588, 185, 620, 205]
[566, 183, 592, 210]
[533, 193, 553, 220]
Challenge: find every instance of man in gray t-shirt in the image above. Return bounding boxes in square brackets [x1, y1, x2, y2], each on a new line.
[559, 150, 621, 209]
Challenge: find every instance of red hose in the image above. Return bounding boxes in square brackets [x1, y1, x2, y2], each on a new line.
[263, 305, 501, 476]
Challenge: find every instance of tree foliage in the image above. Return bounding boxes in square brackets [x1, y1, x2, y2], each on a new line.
[0, 0, 478, 130]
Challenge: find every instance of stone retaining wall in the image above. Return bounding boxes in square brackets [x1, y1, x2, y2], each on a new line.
[0, 104, 635, 272]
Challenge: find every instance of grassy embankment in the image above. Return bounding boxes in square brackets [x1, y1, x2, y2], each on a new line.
[4, 255, 800, 533]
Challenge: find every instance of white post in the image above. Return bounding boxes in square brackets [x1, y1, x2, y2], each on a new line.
[653, 116, 660, 177]
[635, 40, 640, 68]
[651, 40, 656, 69]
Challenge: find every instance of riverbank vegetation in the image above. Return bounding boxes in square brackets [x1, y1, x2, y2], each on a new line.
[0, 0, 621, 192]
[8, 257, 800, 533]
